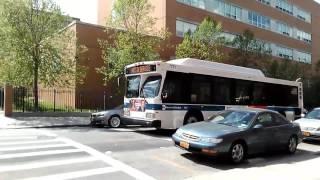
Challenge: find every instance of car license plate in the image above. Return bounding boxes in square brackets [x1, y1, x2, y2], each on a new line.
[303, 131, 311, 137]
[180, 141, 189, 149]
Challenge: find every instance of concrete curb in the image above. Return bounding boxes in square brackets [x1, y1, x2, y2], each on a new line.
[12, 112, 92, 117]
[1, 124, 91, 129]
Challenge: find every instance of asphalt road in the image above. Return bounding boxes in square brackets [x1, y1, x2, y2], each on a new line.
[1, 127, 320, 180]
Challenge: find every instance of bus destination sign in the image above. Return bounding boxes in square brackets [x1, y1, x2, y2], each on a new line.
[126, 65, 156, 74]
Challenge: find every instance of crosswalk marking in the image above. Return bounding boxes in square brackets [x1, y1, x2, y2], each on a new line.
[61, 137, 156, 180]
[0, 129, 156, 180]
[23, 167, 119, 180]
[0, 149, 83, 159]
[0, 139, 60, 146]
[0, 157, 98, 173]
[0, 144, 71, 152]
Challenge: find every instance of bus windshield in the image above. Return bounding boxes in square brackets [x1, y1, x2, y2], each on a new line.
[126, 76, 141, 98]
[141, 76, 162, 98]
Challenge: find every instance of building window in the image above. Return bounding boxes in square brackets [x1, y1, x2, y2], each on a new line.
[277, 46, 293, 60]
[176, 17, 312, 64]
[177, 0, 206, 9]
[295, 51, 312, 64]
[176, 20, 198, 37]
[217, 1, 242, 20]
[276, 0, 293, 15]
[276, 22, 292, 36]
[177, 0, 242, 21]
[297, 8, 311, 23]
[296, 30, 312, 43]
[257, 0, 271, 6]
[248, 11, 271, 30]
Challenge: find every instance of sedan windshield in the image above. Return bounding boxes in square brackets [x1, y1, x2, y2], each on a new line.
[141, 76, 162, 98]
[126, 76, 141, 98]
[209, 111, 256, 128]
[305, 109, 320, 120]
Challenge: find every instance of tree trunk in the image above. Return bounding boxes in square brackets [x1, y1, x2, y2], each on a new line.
[33, 60, 39, 112]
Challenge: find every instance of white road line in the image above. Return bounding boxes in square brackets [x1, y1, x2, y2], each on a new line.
[23, 167, 119, 180]
[0, 139, 60, 146]
[0, 149, 83, 159]
[0, 157, 98, 173]
[0, 136, 39, 141]
[0, 144, 71, 152]
[60, 137, 156, 180]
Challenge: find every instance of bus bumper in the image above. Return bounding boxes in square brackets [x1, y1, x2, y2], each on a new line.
[122, 117, 161, 128]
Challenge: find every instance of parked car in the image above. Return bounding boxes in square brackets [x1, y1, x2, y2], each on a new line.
[295, 107, 320, 140]
[172, 108, 302, 163]
[90, 105, 123, 128]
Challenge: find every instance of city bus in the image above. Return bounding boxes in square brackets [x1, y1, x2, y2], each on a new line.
[122, 58, 303, 129]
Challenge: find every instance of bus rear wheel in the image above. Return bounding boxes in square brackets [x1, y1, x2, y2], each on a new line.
[184, 116, 199, 125]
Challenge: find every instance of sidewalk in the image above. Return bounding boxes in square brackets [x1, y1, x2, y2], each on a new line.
[0, 112, 91, 129]
[186, 156, 320, 180]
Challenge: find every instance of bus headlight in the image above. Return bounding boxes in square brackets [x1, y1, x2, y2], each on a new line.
[146, 113, 156, 119]
[200, 137, 223, 144]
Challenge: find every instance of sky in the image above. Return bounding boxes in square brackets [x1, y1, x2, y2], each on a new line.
[54, 0, 98, 24]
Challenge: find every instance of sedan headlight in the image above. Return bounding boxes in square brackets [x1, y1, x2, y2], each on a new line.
[175, 129, 183, 136]
[200, 137, 223, 144]
[97, 113, 106, 117]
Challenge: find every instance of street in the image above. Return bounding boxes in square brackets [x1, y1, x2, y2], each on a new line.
[1, 127, 320, 180]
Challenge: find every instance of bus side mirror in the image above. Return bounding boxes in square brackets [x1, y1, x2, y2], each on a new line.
[161, 92, 168, 99]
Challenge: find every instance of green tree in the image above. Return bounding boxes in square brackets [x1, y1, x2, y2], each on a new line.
[0, 0, 84, 111]
[228, 29, 272, 70]
[176, 17, 225, 61]
[98, 0, 170, 81]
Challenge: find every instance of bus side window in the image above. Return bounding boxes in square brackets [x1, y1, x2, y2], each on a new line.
[235, 80, 252, 105]
[191, 74, 211, 104]
[162, 71, 185, 103]
[252, 83, 266, 105]
[212, 77, 232, 105]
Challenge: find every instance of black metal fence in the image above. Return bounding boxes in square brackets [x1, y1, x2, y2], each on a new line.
[0, 87, 4, 111]
[13, 88, 121, 113]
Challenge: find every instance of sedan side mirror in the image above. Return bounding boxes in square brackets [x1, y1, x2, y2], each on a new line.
[253, 124, 263, 129]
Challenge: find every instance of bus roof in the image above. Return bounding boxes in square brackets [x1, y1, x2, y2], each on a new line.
[164, 58, 300, 87]
[167, 58, 265, 78]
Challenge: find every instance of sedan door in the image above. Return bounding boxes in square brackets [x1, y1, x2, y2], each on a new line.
[247, 113, 276, 154]
[270, 113, 292, 147]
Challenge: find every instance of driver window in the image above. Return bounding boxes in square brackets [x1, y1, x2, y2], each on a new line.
[256, 113, 273, 127]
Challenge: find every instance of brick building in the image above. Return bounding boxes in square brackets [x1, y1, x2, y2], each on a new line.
[67, 0, 320, 109]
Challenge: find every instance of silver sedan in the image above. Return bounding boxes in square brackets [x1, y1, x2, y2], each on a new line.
[90, 105, 123, 128]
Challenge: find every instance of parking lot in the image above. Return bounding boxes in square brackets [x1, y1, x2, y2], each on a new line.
[2, 126, 318, 180]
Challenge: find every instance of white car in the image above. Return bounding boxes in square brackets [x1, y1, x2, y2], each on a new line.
[295, 108, 320, 140]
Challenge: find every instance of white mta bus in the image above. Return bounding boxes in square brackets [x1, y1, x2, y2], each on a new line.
[122, 58, 303, 129]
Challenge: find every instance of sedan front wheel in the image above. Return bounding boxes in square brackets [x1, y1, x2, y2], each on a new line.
[229, 142, 246, 164]
[109, 116, 121, 128]
[287, 136, 297, 154]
